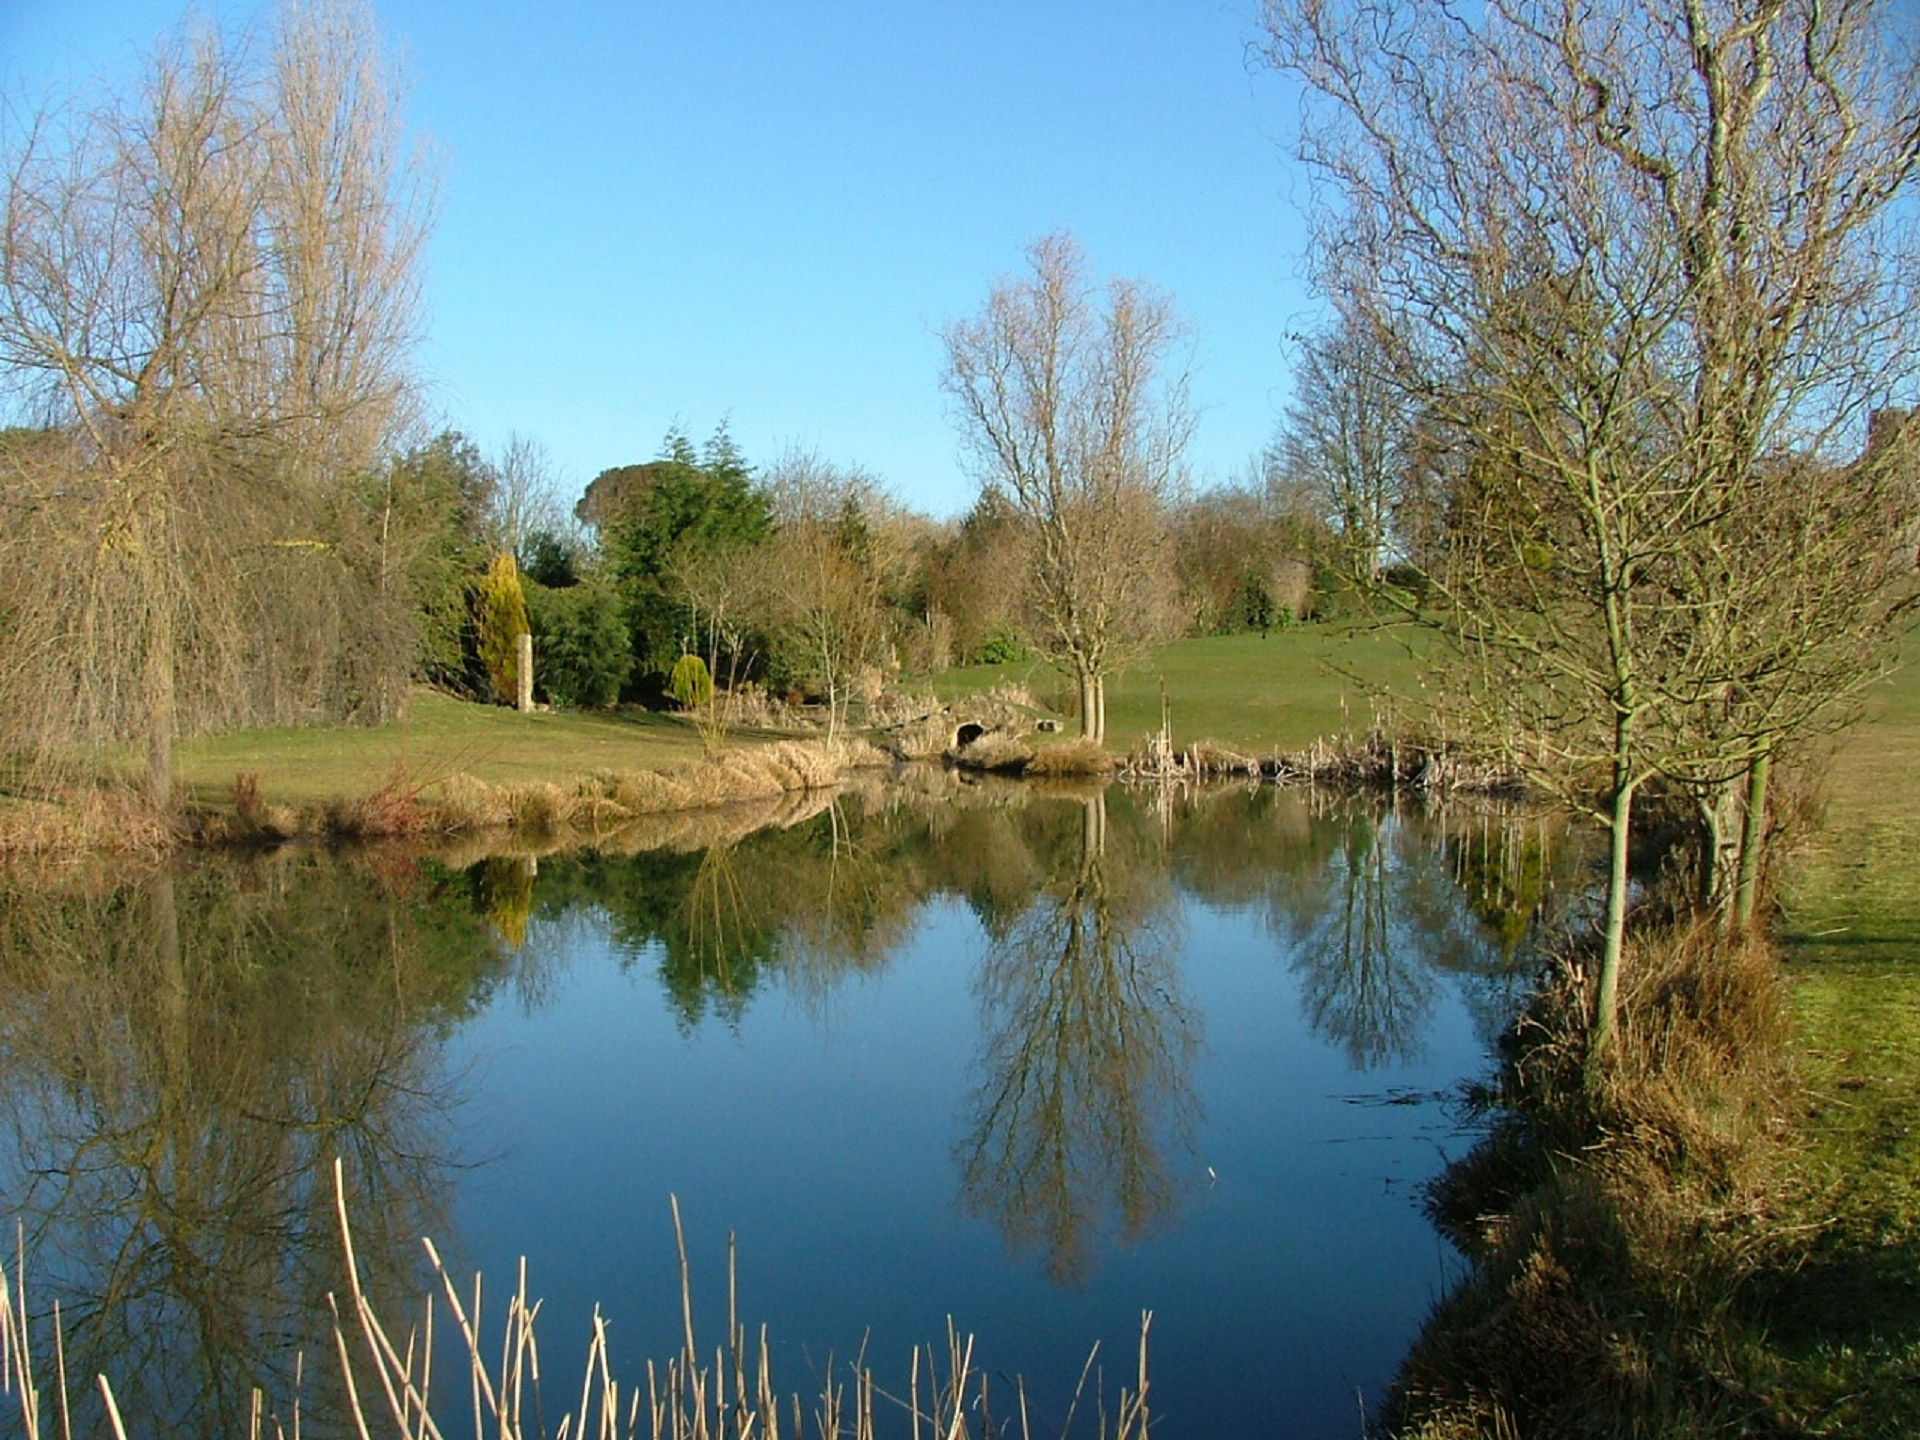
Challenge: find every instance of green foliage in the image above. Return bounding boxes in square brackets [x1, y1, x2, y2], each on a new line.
[669, 653, 713, 710]
[370, 431, 497, 691]
[1379, 562, 1432, 601]
[526, 575, 630, 708]
[475, 552, 530, 703]
[975, 626, 1033, 665]
[593, 423, 773, 694]
[1234, 572, 1279, 633]
[521, 527, 583, 588]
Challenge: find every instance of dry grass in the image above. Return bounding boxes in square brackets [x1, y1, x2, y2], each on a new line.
[1391, 924, 1800, 1438]
[0, 785, 174, 860]
[170, 740, 892, 848]
[950, 733, 1036, 774]
[1021, 739, 1114, 778]
[0, 1162, 1154, 1440]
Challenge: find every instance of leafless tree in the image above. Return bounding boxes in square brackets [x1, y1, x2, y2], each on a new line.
[923, 492, 1036, 662]
[1273, 318, 1414, 583]
[1263, 0, 1920, 1056]
[941, 233, 1193, 743]
[758, 449, 910, 742]
[1169, 476, 1318, 633]
[487, 431, 571, 564]
[0, 0, 430, 806]
[666, 536, 763, 750]
[957, 792, 1198, 1284]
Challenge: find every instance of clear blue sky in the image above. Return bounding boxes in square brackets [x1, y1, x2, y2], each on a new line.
[3, 1, 1320, 517]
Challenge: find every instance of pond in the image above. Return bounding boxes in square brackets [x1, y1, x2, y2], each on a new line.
[0, 775, 1585, 1438]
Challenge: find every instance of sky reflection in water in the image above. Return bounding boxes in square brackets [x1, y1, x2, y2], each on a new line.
[0, 779, 1580, 1438]
[443, 783, 1572, 1437]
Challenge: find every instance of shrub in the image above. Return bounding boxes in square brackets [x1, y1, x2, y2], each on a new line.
[974, 625, 1033, 665]
[475, 552, 531, 702]
[527, 576, 631, 708]
[669, 652, 713, 710]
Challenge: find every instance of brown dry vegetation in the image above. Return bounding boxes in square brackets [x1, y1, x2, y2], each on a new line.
[1021, 738, 1117, 778]
[0, 1158, 1155, 1440]
[1389, 926, 1802, 1438]
[269, 739, 891, 844]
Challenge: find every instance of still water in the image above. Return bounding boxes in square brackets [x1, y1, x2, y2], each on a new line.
[0, 776, 1580, 1438]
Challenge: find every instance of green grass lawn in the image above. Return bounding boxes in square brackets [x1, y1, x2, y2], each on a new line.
[166, 620, 1428, 816]
[1762, 653, 1920, 1434]
[928, 620, 1433, 753]
[175, 690, 714, 811]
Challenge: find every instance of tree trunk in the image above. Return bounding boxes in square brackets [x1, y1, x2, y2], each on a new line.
[1695, 778, 1741, 913]
[821, 634, 839, 745]
[144, 561, 177, 814]
[150, 870, 187, 1141]
[1733, 743, 1773, 934]
[1093, 674, 1107, 745]
[1077, 668, 1098, 741]
[1081, 788, 1108, 862]
[1591, 754, 1637, 1070]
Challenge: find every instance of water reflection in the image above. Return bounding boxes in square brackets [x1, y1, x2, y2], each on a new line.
[0, 851, 510, 1436]
[958, 792, 1199, 1284]
[0, 780, 1590, 1436]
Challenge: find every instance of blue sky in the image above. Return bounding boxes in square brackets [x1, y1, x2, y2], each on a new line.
[3, 1, 1320, 517]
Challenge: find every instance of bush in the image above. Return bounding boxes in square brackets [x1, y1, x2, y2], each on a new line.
[974, 625, 1033, 665]
[1380, 562, 1433, 604]
[527, 577, 630, 708]
[669, 653, 713, 710]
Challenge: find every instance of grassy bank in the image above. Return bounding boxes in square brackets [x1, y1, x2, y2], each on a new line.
[175, 689, 713, 809]
[1, 624, 1428, 854]
[933, 621, 1431, 754]
[179, 622, 1429, 816]
[1387, 653, 1920, 1437]
[1759, 654, 1920, 1435]
[0, 701, 895, 856]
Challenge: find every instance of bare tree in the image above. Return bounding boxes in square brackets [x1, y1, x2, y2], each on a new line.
[487, 432, 571, 565]
[758, 449, 909, 742]
[0, 0, 430, 806]
[1170, 472, 1320, 633]
[957, 791, 1198, 1284]
[666, 536, 764, 750]
[1274, 318, 1413, 584]
[941, 233, 1193, 743]
[1263, 0, 1920, 1056]
[924, 491, 1037, 662]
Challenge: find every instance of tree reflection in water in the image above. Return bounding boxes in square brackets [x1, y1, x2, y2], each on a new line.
[0, 781, 1588, 1434]
[1252, 799, 1580, 1068]
[0, 852, 501, 1437]
[957, 791, 1200, 1285]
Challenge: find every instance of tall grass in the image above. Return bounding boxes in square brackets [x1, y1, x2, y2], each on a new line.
[1390, 923, 1800, 1438]
[1, 1160, 1152, 1440]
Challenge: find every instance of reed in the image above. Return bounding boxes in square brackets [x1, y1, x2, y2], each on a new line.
[0, 1162, 1153, 1440]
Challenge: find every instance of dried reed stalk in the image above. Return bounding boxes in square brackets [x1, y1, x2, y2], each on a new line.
[0, 1165, 1153, 1440]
